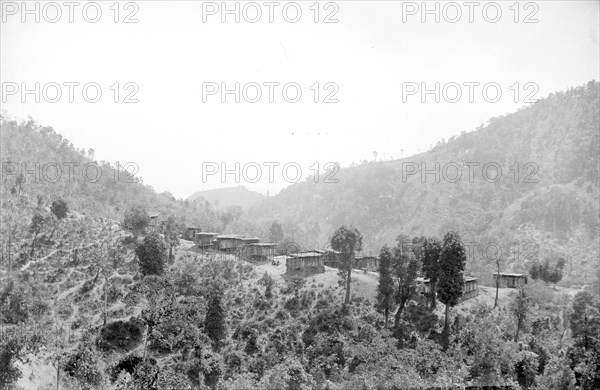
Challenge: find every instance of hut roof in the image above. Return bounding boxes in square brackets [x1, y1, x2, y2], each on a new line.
[217, 235, 243, 240]
[290, 251, 326, 258]
[493, 272, 526, 277]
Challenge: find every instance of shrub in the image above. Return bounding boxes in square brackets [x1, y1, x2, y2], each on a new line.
[109, 354, 143, 382]
[96, 320, 143, 352]
[136, 233, 167, 276]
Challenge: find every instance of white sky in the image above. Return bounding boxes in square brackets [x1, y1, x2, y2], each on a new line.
[1, 0, 599, 198]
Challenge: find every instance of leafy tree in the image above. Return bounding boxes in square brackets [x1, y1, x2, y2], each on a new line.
[546, 258, 566, 287]
[109, 354, 143, 382]
[511, 287, 531, 342]
[268, 221, 284, 243]
[437, 231, 466, 342]
[535, 355, 576, 390]
[331, 225, 363, 306]
[163, 215, 180, 260]
[574, 350, 600, 390]
[136, 233, 167, 276]
[570, 291, 600, 352]
[50, 198, 68, 238]
[515, 350, 539, 389]
[530, 257, 566, 288]
[0, 326, 43, 388]
[457, 312, 519, 386]
[0, 281, 32, 324]
[124, 205, 150, 236]
[205, 291, 227, 349]
[63, 341, 105, 389]
[421, 237, 442, 309]
[96, 320, 144, 352]
[392, 244, 419, 329]
[376, 246, 395, 327]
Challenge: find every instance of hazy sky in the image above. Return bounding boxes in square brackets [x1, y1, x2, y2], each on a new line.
[2, 0, 599, 198]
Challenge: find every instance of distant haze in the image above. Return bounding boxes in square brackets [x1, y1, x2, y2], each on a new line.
[2, 1, 598, 198]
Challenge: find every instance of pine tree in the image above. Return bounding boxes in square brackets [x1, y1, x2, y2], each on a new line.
[376, 246, 395, 327]
[392, 244, 419, 329]
[437, 231, 466, 345]
[163, 216, 180, 260]
[421, 237, 442, 309]
[268, 221, 284, 243]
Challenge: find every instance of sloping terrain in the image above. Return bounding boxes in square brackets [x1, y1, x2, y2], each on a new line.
[247, 82, 600, 286]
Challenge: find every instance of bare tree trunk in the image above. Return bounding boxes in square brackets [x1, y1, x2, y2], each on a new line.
[494, 263, 500, 308]
[143, 324, 149, 361]
[430, 281, 437, 309]
[56, 355, 60, 390]
[31, 233, 37, 257]
[8, 232, 12, 281]
[103, 275, 108, 326]
[515, 318, 521, 342]
[344, 254, 353, 306]
[444, 303, 450, 334]
[394, 298, 407, 329]
[384, 307, 389, 329]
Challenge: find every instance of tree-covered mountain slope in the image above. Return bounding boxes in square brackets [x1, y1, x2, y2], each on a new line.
[247, 81, 600, 286]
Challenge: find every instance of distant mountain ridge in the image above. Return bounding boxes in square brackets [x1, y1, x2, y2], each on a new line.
[246, 81, 600, 287]
[188, 186, 265, 209]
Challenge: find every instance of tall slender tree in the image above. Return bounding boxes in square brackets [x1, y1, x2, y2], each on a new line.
[421, 237, 442, 309]
[163, 216, 180, 260]
[331, 226, 363, 307]
[511, 287, 530, 342]
[376, 246, 395, 327]
[392, 245, 419, 329]
[437, 231, 466, 344]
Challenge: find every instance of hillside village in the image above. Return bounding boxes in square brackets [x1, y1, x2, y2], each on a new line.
[1, 82, 599, 390]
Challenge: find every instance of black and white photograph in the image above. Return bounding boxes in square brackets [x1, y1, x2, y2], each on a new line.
[1, 1, 599, 389]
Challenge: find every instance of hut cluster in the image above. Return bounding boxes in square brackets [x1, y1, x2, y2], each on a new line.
[172, 218, 527, 305]
[286, 249, 381, 276]
[184, 226, 277, 263]
[414, 272, 528, 303]
[416, 276, 480, 302]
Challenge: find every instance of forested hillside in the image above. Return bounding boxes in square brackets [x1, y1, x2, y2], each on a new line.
[0, 116, 263, 237]
[247, 81, 600, 286]
[0, 82, 599, 390]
